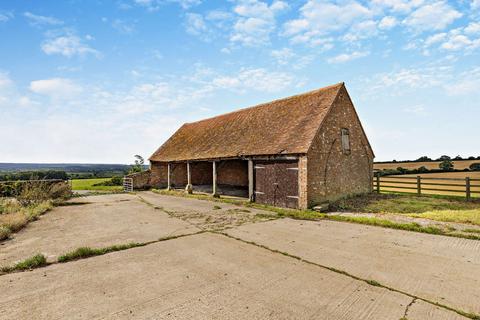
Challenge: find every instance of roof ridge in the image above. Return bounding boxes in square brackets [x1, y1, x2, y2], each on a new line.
[184, 82, 344, 126]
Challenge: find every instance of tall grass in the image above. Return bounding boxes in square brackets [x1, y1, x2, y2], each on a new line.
[0, 181, 71, 241]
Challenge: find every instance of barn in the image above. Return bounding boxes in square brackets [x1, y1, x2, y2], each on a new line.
[133, 82, 374, 209]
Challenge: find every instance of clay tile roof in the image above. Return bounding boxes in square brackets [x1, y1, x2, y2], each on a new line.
[149, 82, 344, 162]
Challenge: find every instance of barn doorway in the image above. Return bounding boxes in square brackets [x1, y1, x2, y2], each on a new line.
[254, 160, 299, 208]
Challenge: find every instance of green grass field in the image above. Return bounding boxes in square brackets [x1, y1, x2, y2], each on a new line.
[330, 193, 480, 226]
[71, 178, 123, 191]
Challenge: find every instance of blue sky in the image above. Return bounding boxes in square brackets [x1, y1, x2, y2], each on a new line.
[0, 0, 479, 164]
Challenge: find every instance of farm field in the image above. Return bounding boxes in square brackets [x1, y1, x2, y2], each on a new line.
[374, 160, 478, 171]
[71, 178, 122, 191]
[376, 171, 480, 198]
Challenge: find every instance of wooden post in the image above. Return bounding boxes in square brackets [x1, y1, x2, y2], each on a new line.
[248, 159, 254, 202]
[466, 177, 471, 201]
[417, 176, 421, 195]
[212, 161, 219, 197]
[376, 173, 380, 193]
[167, 163, 172, 190]
[186, 162, 192, 194]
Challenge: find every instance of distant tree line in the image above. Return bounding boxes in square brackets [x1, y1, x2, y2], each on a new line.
[377, 156, 480, 176]
[376, 155, 480, 164]
[0, 170, 69, 182]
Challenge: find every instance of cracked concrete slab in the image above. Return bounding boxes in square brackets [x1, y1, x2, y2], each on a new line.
[0, 232, 429, 320]
[225, 218, 480, 317]
[0, 194, 199, 267]
[138, 191, 277, 230]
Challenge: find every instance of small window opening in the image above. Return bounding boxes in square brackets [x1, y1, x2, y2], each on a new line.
[341, 128, 350, 154]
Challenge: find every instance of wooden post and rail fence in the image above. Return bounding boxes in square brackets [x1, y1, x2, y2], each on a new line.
[374, 174, 480, 200]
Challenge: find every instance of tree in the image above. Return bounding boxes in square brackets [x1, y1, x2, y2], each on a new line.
[470, 163, 480, 171]
[396, 167, 407, 174]
[129, 155, 145, 174]
[453, 155, 463, 160]
[417, 166, 429, 173]
[416, 156, 432, 162]
[439, 159, 454, 171]
[437, 155, 451, 161]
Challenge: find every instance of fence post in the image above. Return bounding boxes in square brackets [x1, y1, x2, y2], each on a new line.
[376, 174, 380, 193]
[466, 177, 471, 201]
[417, 176, 421, 195]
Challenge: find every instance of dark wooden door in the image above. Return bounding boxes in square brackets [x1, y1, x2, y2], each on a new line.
[254, 160, 298, 208]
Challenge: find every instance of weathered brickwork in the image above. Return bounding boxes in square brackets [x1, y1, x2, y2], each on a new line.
[217, 160, 248, 186]
[125, 170, 152, 189]
[191, 162, 212, 185]
[149, 161, 168, 188]
[149, 159, 248, 189]
[306, 86, 374, 207]
[171, 163, 187, 187]
[298, 156, 308, 209]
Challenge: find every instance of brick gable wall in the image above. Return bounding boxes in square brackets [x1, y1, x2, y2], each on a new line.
[306, 86, 373, 207]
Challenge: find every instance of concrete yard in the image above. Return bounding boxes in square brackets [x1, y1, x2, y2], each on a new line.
[0, 193, 199, 267]
[0, 192, 478, 319]
[226, 218, 480, 316]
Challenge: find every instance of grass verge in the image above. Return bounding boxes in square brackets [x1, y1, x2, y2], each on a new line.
[409, 209, 480, 226]
[1, 254, 48, 273]
[58, 243, 142, 262]
[0, 200, 54, 241]
[329, 193, 480, 214]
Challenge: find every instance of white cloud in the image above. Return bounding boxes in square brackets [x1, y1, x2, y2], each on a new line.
[230, 0, 288, 46]
[378, 16, 397, 29]
[0, 72, 13, 90]
[24, 12, 63, 26]
[211, 68, 293, 92]
[327, 51, 369, 63]
[423, 27, 480, 52]
[270, 48, 295, 64]
[41, 34, 99, 58]
[29, 78, 83, 99]
[465, 22, 480, 34]
[403, 2, 462, 32]
[185, 13, 208, 36]
[472, 0, 480, 10]
[403, 104, 428, 115]
[343, 20, 379, 42]
[0, 11, 13, 22]
[134, 0, 201, 10]
[112, 19, 136, 34]
[283, 0, 372, 45]
[370, 0, 424, 13]
[446, 67, 480, 95]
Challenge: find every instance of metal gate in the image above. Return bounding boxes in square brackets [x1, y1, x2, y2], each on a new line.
[123, 177, 133, 192]
[254, 160, 299, 208]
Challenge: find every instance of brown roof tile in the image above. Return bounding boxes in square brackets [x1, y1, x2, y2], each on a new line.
[150, 82, 344, 162]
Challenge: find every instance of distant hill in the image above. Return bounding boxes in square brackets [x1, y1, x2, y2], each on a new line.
[0, 163, 146, 173]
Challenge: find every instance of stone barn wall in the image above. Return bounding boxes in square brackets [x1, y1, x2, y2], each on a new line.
[218, 160, 248, 186]
[306, 86, 373, 207]
[150, 162, 168, 188]
[170, 163, 187, 187]
[191, 162, 212, 185]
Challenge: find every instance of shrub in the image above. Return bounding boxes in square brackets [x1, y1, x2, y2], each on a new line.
[16, 181, 71, 206]
[93, 176, 123, 187]
[439, 159, 454, 171]
[470, 163, 480, 171]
